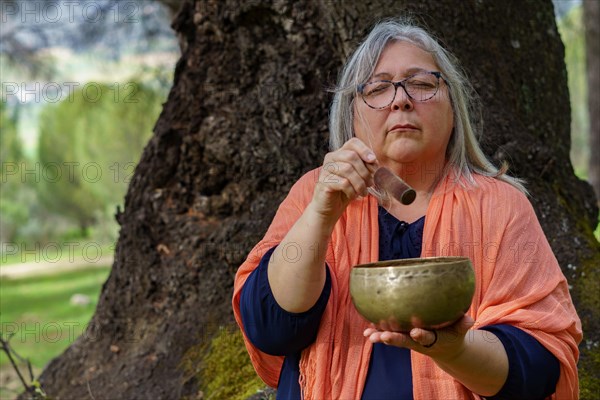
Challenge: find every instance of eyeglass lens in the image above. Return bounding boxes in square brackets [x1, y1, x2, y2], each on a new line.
[361, 73, 440, 109]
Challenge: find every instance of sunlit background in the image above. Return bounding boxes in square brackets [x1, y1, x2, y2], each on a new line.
[0, 0, 178, 395]
[0, 0, 595, 397]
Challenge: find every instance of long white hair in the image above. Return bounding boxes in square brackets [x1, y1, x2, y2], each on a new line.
[329, 19, 527, 193]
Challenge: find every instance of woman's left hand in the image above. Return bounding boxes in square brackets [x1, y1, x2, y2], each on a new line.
[363, 314, 475, 361]
[365, 315, 509, 395]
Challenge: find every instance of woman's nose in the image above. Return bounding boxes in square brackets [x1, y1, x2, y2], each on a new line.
[390, 86, 414, 111]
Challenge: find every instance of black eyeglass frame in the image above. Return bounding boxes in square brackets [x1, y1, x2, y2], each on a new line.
[357, 71, 445, 110]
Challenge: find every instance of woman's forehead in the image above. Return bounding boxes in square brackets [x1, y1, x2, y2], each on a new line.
[372, 41, 438, 77]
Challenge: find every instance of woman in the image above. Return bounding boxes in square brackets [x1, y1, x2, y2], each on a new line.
[232, 19, 581, 399]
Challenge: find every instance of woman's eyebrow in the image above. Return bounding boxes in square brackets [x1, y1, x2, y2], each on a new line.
[370, 67, 431, 80]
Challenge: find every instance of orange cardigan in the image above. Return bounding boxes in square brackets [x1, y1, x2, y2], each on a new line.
[232, 168, 582, 399]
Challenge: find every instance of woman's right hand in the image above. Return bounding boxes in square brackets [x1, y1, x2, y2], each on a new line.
[310, 138, 378, 223]
[267, 138, 377, 313]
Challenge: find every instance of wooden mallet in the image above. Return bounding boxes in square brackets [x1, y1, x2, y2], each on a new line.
[373, 167, 417, 205]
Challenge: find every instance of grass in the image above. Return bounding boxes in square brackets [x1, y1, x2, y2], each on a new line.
[0, 266, 111, 370]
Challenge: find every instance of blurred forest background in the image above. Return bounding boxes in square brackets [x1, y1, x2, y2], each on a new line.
[1, 0, 177, 255]
[0, 0, 179, 394]
[0, 0, 598, 397]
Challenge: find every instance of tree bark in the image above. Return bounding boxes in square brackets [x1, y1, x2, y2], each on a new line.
[36, 1, 599, 398]
[584, 0, 600, 201]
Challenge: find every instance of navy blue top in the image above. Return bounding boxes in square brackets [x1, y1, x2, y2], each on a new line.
[240, 207, 560, 399]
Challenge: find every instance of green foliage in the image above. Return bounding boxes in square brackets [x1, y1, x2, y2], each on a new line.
[182, 326, 266, 400]
[554, 15, 600, 381]
[0, 101, 32, 243]
[36, 82, 161, 233]
[557, 5, 589, 178]
[0, 102, 23, 165]
[557, 4, 599, 240]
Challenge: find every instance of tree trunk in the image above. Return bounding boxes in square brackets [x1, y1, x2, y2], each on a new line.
[584, 0, 600, 202]
[37, 0, 599, 398]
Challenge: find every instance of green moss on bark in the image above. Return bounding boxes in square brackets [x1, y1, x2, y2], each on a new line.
[181, 326, 266, 400]
[579, 346, 600, 399]
[570, 220, 600, 397]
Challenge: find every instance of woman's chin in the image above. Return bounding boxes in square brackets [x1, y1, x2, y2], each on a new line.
[381, 150, 421, 165]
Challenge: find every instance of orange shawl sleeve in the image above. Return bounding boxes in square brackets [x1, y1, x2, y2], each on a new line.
[232, 169, 582, 399]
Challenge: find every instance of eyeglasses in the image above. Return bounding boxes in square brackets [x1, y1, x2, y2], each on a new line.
[357, 71, 444, 109]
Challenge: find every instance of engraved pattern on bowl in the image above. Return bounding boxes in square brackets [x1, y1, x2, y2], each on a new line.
[349, 257, 475, 331]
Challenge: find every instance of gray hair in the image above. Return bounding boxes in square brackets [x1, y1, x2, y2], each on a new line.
[329, 19, 527, 193]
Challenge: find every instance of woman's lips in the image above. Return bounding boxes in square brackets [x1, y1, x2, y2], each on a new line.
[389, 123, 418, 132]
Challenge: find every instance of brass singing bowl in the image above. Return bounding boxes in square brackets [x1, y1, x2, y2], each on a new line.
[350, 257, 475, 331]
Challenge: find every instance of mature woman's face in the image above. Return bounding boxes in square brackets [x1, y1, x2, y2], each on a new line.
[353, 40, 454, 172]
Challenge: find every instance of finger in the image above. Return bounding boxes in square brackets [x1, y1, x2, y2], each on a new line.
[366, 162, 379, 175]
[377, 320, 392, 332]
[343, 138, 378, 165]
[319, 162, 362, 199]
[409, 328, 437, 347]
[322, 159, 371, 196]
[336, 161, 372, 196]
[366, 331, 383, 343]
[363, 327, 379, 337]
[388, 316, 402, 332]
[378, 331, 413, 347]
[365, 328, 384, 343]
[335, 149, 376, 187]
[364, 327, 413, 347]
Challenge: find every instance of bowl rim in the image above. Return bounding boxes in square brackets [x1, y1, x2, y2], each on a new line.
[352, 256, 472, 270]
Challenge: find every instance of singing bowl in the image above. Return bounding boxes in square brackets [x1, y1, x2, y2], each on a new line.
[350, 257, 475, 331]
